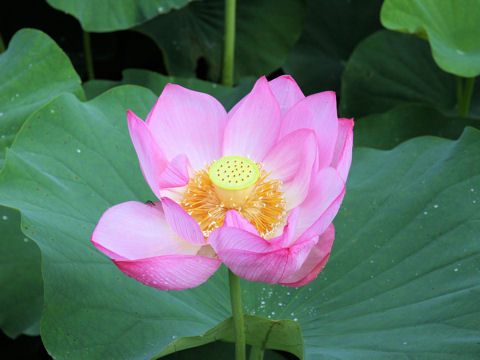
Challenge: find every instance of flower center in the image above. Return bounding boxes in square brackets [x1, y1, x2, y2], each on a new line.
[180, 156, 286, 238]
[209, 156, 260, 206]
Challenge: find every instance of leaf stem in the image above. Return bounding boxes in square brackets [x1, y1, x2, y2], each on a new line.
[457, 76, 476, 117]
[249, 345, 264, 360]
[0, 32, 5, 53]
[222, 0, 236, 87]
[82, 30, 95, 80]
[229, 269, 246, 360]
[456, 76, 464, 113]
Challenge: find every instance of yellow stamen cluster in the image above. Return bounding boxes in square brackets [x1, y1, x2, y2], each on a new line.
[180, 157, 286, 238]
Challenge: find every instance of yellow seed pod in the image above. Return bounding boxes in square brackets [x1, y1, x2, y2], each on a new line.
[209, 156, 260, 191]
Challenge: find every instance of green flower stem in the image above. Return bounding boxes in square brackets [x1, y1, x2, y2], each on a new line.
[249, 345, 264, 360]
[222, 0, 236, 87]
[82, 30, 95, 80]
[0, 32, 5, 53]
[229, 269, 246, 360]
[457, 76, 476, 117]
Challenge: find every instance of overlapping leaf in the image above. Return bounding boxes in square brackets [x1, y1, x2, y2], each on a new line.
[0, 84, 478, 359]
[0, 28, 83, 164]
[136, 0, 305, 82]
[0, 207, 43, 338]
[381, 0, 480, 77]
[45, 0, 192, 32]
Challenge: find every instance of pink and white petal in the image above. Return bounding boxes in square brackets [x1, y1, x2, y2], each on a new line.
[210, 227, 278, 254]
[223, 210, 260, 236]
[280, 224, 334, 287]
[114, 254, 221, 290]
[223, 76, 281, 161]
[330, 118, 354, 181]
[269, 75, 305, 117]
[157, 154, 191, 189]
[263, 129, 317, 210]
[295, 167, 345, 241]
[270, 207, 300, 248]
[209, 226, 316, 284]
[279, 92, 338, 169]
[128, 110, 188, 198]
[91, 201, 201, 261]
[146, 84, 227, 170]
[161, 197, 205, 245]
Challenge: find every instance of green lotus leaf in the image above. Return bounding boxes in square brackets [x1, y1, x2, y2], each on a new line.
[45, 0, 193, 32]
[0, 28, 83, 164]
[0, 206, 43, 338]
[381, 0, 480, 77]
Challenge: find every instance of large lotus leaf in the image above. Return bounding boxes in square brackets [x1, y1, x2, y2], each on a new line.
[0, 206, 43, 338]
[45, 0, 192, 32]
[0, 85, 478, 359]
[0, 28, 82, 339]
[381, 0, 480, 77]
[354, 104, 480, 149]
[84, 69, 255, 110]
[136, 0, 305, 82]
[340, 30, 458, 118]
[0, 28, 84, 163]
[283, 0, 383, 94]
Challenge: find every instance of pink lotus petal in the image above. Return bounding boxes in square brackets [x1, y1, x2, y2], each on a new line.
[114, 254, 221, 290]
[223, 76, 281, 161]
[263, 129, 317, 210]
[209, 226, 316, 284]
[331, 118, 354, 181]
[270, 207, 300, 248]
[91, 201, 201, 261]
[128, 111, 189, 198]
[146, 84, 227, 170]
[161, 197, 205, 245]
[279, 91, 338, 169]
[223, 209, 260, 235]
[280, 224, 334, 286]
[157, 154, 191, 189]
[295, 168, 345, 241]
[269, 75, 305, 117]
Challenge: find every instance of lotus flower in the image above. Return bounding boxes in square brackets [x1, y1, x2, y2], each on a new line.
[91, 75, 353, 290]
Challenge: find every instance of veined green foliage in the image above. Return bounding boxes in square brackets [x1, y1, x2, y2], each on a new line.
[0, 29, 84, 164]
[45, 0, 193, 32]
[381, 0, 480, 77]
[0, 207, 43, 338]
